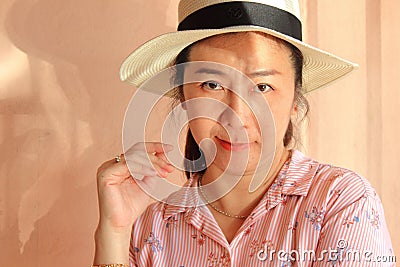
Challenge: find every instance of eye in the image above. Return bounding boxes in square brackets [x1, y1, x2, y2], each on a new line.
[253, 83, 274, 93]
[201, 81, 224, 91]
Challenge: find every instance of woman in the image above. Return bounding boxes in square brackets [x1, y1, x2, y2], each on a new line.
[93, 0, 394, 266]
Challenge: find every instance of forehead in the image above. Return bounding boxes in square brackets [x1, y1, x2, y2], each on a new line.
[188, 32, 293, 75]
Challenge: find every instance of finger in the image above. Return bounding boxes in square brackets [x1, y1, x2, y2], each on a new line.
[125, 150, 174, 174]
[128, 161, 158, 177]
[154, 152, 175, 172]
[154, 153, 176, 170]
[128, 142, 174, 154]
[97, 156, 128, 175]
[98, 157, 119, 170]
[150, 153, 173, 169]
[134, 174, 160, 191]
[124, 145, 175, 178]
[155, 152, 168, 162]
[125, 150, 155, 169]
[123, 154, 162, 178]
[125, 154, 172, 178]
[148, 154, 175, 175]
[97, 163, 131, 187]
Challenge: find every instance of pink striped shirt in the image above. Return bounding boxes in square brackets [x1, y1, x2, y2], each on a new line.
[129, 150, 394, 266]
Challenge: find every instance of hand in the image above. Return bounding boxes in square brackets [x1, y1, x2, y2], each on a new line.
[96, 142, 174, 231]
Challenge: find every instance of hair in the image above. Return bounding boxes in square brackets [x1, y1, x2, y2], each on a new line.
[169, 32, 309, 179]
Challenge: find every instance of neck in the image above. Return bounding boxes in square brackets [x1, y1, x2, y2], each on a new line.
[200, 146, 291, 217]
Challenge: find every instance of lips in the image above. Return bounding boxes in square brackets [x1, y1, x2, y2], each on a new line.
[216, 137, 251, 151]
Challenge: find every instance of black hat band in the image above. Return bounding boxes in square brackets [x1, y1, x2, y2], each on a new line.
[178, 2, 302, 41]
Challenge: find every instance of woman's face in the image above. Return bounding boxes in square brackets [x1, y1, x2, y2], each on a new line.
[182, 32, 296, 175]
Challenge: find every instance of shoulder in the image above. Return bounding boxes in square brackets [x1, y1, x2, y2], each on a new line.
[290, 151, 390, 234]
[289, 150, 381, 209]
[313, 158, 377, 200]
[293, 154, 394, 258]
[298, 152, 382, 216]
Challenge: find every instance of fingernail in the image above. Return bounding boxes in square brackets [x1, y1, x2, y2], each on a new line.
[167, 164, 174, 171]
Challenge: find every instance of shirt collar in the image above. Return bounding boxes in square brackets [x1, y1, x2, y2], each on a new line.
[162, 149, 319, 220]
[162, 176, 202, 220]
[280, 149, 319, 196]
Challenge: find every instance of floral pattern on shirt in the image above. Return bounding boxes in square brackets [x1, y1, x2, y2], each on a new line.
[207, 250, 231, 267]
[192, 227, 206, 246]
[288, 221, 298, 232]
[366, 208, 380, 229]
[144, 232, 163, 253]
[249, 239, 274, 258]
[342, 215, 360, 228]
[304, 206, 325, 231]
[129, 150, 394, 266]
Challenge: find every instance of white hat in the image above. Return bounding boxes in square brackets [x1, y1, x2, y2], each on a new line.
[120, 0, 358, 93]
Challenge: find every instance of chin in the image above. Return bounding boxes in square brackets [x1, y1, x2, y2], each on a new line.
[215, 157, 260, 176]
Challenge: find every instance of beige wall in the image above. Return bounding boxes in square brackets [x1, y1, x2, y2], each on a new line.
[300, 0, 400, 257]
[0, 0, 398, 265]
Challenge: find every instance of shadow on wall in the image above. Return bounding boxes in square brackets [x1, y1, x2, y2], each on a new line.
[1, 0, 175, 265]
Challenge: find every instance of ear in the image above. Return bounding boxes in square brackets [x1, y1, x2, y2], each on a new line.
[291, 103, 298, 117]
[181, 100, 187, 110]
[180, 93, 187, 110]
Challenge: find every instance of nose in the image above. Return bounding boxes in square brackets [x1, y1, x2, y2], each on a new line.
[218, 91, 252, 130]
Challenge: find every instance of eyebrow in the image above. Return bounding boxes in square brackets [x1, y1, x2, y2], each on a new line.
[193, 67, 281, 78]
[247, 69, 282, 78]
[194, 68, 228, 77]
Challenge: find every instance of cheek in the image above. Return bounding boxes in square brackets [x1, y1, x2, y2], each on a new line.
[265, 94, 295, 137]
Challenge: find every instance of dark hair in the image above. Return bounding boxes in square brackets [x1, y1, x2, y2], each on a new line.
[170, 32, 309, 179]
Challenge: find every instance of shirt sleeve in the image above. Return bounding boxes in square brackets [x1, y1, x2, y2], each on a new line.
[312, 171, 395, 266]
[129, 238, 139, 267]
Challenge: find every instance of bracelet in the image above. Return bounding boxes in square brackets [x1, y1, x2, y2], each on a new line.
[92, 264, 129, 267]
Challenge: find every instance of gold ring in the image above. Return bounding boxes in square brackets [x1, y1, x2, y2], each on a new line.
[115, 154, 122, 163]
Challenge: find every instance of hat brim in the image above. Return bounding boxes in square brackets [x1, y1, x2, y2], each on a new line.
[120, 25, 358, 94]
